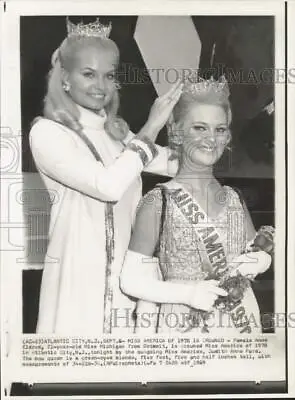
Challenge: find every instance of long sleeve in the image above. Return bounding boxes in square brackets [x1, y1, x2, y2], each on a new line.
[123, 131, 178, 177]
[145, 144, 178, 177]
[29, 119, 145, 202]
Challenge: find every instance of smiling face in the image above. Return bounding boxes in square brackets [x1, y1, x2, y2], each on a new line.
[179, 102, 231, 168]
[62, 44, 118, 112]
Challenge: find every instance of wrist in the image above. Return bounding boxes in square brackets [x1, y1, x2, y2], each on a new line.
[126, 141, 150, 167]
[138, 122, 158, 142]
[139, 136, 159, 159]
[126, 137, 158, 167]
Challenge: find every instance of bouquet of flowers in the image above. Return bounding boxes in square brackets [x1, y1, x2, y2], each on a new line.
[250, 225, 275, 255]
[185, 225, 275, 333]
[215, 225, 275, 311]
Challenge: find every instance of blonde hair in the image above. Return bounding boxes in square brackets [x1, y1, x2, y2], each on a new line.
[40, 35, 129, 140]
[168, 91, 232, 161]
[173, 91, 232, 127]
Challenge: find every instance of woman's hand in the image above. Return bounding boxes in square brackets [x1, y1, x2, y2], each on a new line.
[138, 79, 183, 143]
[229, 251, 272, 279]
[187, 280, 228, 312]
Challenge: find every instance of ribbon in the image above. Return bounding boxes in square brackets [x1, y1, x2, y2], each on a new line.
[72, 128, 115, 334]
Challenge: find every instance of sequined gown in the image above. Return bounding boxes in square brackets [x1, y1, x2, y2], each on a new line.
[154, 180, 261, 335]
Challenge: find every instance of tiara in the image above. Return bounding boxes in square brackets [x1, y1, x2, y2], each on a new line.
[66, 17, 112, 39]
[183, 73, 230, 102]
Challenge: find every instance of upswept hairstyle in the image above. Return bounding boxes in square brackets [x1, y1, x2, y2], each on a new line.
[168, 87, 233, 161]
[172, 90, 232, 128]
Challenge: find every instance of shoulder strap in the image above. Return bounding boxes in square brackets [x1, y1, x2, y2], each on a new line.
[154, 184, 167, 255]
[159, 186, 167, 239]
[230, 186, 246, 207]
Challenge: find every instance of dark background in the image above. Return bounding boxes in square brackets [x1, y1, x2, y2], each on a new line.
[20, 16, 275, 333]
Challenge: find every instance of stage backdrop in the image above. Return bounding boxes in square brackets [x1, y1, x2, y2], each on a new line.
[20, 16, 274, 333]
[21, 15, 274, 177]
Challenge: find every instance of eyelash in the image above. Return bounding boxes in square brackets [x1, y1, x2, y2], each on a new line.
[216, 127, 227, 134]
[192, 125, 207, 132]
[83, 71, 94, 78]
[192, 125, 227, 134]
[82, 72, 116, 81]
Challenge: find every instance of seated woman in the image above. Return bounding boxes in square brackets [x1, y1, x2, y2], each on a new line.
[120, 75, 272, 335]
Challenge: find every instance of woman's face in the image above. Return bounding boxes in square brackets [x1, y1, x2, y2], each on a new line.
[180, 103, 230, 167]
[63, 45, 118, 112]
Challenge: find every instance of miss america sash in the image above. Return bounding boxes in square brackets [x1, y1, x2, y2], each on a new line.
[166, 183, 259, 334]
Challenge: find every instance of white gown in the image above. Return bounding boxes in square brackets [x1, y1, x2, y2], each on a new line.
[29, 105, 175, 335]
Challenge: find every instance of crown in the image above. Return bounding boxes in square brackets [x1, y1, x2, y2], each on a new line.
[183, 73, 230, 102]
[66, 17, 112, 39]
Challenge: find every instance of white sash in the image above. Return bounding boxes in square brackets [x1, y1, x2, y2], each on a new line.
[167, 183, 261, 334]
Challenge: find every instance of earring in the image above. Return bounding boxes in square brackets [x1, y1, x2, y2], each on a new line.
[169, 127, 184, 147]
[226, 132, 232, 152]
[114, 81, 121, 90]
[62, 82, 70, 92]
[168, 127, 184, 161]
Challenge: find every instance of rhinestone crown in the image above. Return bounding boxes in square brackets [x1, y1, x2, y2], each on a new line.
[66, 17, 112, 39]
[183, 73, 230, 102]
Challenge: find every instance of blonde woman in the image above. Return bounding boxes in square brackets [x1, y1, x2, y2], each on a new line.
[120, 76, 272, 334]
[29, 18, 182, 334]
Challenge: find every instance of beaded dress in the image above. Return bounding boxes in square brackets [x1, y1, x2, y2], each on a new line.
[152, 180, 261, 334]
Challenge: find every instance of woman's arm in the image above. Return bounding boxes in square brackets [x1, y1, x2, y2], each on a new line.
[30, 81, 183, 202]
[30, 119, 154, 202]
[229, 190, 271, 277]
[142, 145, 178, 177]
[232, 187, 256, 244]
[120, 188, 190, 304]
[123, 131, 178, 177]
[242, 198, 257, 243]
[120, 189, 226, 309]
